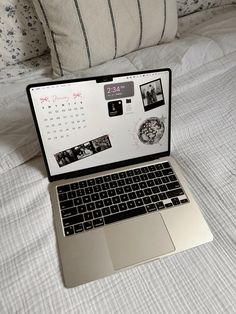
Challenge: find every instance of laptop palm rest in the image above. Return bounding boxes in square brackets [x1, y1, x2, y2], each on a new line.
[105, 213, 175, 270]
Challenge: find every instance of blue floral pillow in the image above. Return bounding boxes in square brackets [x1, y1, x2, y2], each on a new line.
[177, 0, 236, 17]
[0, 0, 48, 69]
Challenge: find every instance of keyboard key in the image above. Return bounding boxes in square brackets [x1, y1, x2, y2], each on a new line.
[77, 189, 85, 197]
[84, 212, 93, 221]
[128, 192, 136, 200]
[100, 191, 108, 199]
[64, 226, 74, 236]
[181, 199, 189, 204]
[93, 185, 102, 192]
[155, 171, 162, 177]
[111, 173, 119, 180]
[166, 189, 184, 198]
[110, 181, 118, 188]
[60, 200, 73, 210]
[93, 209, 102, 218]
[95, 200, 104, 209]
[82, 195, 91, 203]
[148, 165, 156, 172]
[101, 183, 109, 190]
[154, 178, 162, 185]
[147, 172, 155, 179]
[161, 177, 169, 183]
[108, 189, 116, 197]
[95, 177, 103, 184]
[131, 183, 139, 191]
[93, 218, 104, 228]
[119, 203, 128, 211]
[171, 198, 180, 205]
[156, 202, 165, 210]
[159, 185, 167, 192]
[151, 194, 159, 202]
[169, 174, 177, 182]
[162, 168, 173, 176]
[91, 193, 100, 201]
[63, 214, 84, 227]
[140, 174, 148, 181]
[84, 221, 93, 230]
[104, 206, 146, 224]
[125, 178, 133, 185]
[140, 182, 147, 189]
[134, 168, 142, 175]
[124, 186, 132, 193]
[61, 207, 77, 218]
[102, 208, 111, 216]
[167, 182, 181, 190]
[77, 205, 86, 214]
[74, 197, 83, 206]
[141, 167, 149, 173]
[70, 182, 79, 190]
[57, 185, 70, 194]
[74, 223, 83, 233]
[88, 178, 95, 186]
[159, 193, 167, 200]
[86, 203, 95, 211]
[151, 186, 160, 194]
[133, 176, 141, 183]
[165, 203, 173, 208]
[146, 204, 157, 212]
[59, 193, 67, 201]
[143, 196, 152, 204]
[110, 205, 119, 213]
[68, 191, 76, 199]
[155, 163, 163, 170]
[147, 180, 155, 187]
[144, 188, 152, 196]
[135, 199, 144, 207]
[116, 187, 124, 195]
[120, 194, 129, 202]
[85, 187, 93, 194]
[117, 179, 125, 186]
[104, 198, 112, 206]
[119, 172, 127, 178]
[112, 196, 120, 204]
[127, 200, 135, 208]
[127, 170, 134, 176]
[136, 190, 145, 198]
[104, 175, 111, 182]
[79, 181, 87, 188]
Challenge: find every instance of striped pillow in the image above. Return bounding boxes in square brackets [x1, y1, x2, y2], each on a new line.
[32, 0, 178, 77]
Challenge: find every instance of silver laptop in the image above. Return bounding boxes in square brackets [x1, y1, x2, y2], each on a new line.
[27, 69, 213, 288]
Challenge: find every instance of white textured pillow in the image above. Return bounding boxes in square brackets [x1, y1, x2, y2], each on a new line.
[32, 0, 178, 77]
[0, 0, 48, 69]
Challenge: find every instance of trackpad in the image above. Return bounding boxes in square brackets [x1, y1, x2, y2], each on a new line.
[105, 213, 175, 270]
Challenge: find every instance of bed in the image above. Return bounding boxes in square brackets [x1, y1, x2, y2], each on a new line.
[0, 1, 236, 313]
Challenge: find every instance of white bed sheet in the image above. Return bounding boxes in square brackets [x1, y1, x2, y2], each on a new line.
[0, 9, 236, 314]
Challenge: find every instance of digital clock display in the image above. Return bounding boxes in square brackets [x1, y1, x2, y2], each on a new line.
[104, 81, 134, 100]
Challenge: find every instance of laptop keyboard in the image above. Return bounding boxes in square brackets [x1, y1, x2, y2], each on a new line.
[57, 161, 189, 236]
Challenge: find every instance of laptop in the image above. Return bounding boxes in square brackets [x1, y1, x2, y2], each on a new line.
[27, 68, 213, 288]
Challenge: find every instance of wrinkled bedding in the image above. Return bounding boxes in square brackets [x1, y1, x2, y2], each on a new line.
[0, 10, 236, 314]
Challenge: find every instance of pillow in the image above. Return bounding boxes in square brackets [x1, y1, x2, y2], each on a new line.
[32, 0, 178, 77]
[0, 0, 48, 69]
[177, 0, 236, 17]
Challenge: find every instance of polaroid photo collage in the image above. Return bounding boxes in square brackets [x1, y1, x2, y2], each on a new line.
[54, 77, 165, 167]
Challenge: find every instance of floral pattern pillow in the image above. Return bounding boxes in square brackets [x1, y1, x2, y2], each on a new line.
[0, 0, 48, 69]
[177, 0, 236, 17]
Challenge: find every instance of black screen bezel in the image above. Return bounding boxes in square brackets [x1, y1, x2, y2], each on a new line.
[26, 68, 171, 182]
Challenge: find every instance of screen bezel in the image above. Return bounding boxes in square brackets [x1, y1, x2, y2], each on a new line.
[26, 68, 171, 182]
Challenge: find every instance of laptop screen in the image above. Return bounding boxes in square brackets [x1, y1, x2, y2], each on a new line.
[28, 70, 170, 178]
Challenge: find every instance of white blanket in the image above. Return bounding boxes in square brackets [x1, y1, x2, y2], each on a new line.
[0, 10, 236, 313]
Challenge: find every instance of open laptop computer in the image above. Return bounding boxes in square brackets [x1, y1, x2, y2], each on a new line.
[27, 68, 213, 288]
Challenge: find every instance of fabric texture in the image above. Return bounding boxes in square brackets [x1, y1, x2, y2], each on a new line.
[32, 0, 178, 77]
[0, 0, 48, 69]
[177, 0, 236, 17]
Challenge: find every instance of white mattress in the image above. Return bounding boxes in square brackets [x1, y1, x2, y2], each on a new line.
[0, 10, 236, 313]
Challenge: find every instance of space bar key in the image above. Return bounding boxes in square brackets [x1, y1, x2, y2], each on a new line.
[104, 206, 146, 225]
